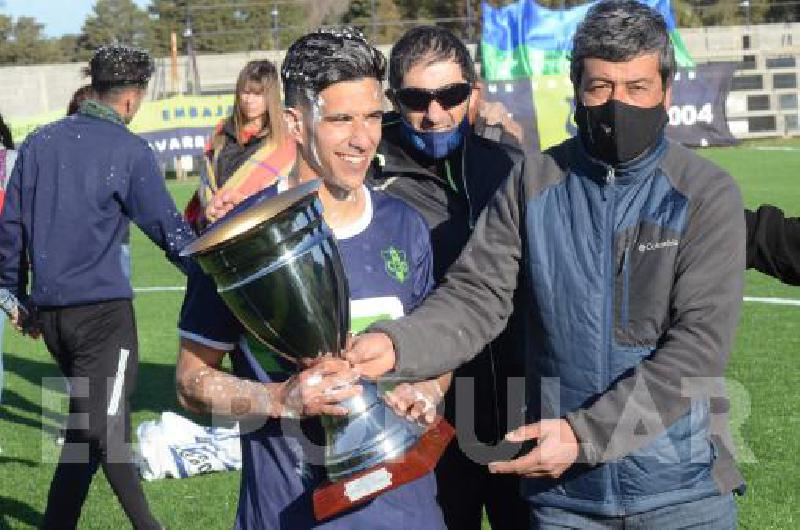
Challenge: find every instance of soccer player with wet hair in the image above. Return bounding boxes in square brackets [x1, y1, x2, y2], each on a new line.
[176, 28, 448, 529]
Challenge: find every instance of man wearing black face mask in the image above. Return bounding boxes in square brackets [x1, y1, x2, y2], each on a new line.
[348, 2, 745, 528]
[366, 25, 529, 530]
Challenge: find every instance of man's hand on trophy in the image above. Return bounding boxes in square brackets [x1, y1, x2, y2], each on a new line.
[343, 332, 396, 380]
[206, 189, 246, 224]
[384, 379, 443, 426]
[280, 358, 362, 418]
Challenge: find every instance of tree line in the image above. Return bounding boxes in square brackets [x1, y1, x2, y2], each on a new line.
[1, 0, 798, 66]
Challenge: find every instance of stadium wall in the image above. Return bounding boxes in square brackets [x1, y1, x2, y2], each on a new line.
[2, 24, 800, 140]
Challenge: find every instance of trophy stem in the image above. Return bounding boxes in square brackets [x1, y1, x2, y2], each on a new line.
[322, 380, 423, 482]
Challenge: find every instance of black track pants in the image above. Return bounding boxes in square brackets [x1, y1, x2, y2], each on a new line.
[38, 300, 161, 530]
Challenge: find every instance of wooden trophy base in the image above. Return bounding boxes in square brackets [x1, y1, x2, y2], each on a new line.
[313, 417, 455, 521]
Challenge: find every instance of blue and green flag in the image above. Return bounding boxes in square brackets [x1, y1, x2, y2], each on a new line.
[481, 0, 694, 81]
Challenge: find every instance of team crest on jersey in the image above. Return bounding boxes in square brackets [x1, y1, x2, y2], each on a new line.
[381, 246, 408, 283]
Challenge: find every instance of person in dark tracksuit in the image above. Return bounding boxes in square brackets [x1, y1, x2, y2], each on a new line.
[746, 205, 800, 285]
[367, 26, 529, 530]
[0, 46, 194, 530]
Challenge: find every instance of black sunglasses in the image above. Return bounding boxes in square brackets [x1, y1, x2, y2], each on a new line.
[392, 82, 472, 112]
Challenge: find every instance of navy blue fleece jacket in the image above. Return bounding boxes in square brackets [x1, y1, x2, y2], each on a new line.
[0, 112, 194, 307]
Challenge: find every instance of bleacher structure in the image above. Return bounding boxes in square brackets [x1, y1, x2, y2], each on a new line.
[681, 23, 800, 138]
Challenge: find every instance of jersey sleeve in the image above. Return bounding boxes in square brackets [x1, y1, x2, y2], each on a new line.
[178, 261, 243, 351]
[124, 145, 195, 273]
[745, 205, 800, 285]
[409, 209, 435, 310]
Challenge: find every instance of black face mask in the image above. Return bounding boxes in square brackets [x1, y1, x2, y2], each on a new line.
[575, 98, 668, 165]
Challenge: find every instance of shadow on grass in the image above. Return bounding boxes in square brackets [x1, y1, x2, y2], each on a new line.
[0, 496, 41, 528]
[1, 400, 61, 436]
[2, 388, 65, 429]
[3, 351, 184, 418]
[0, 455, 38, 467]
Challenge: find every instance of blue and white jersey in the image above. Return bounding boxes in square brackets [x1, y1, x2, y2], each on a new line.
[179, 185, 444, 530]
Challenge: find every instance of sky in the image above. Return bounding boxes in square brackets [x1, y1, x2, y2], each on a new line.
[3, 0, 152, 37]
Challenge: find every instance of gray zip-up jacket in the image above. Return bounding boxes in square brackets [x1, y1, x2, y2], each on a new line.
[371, 135, 746, 515]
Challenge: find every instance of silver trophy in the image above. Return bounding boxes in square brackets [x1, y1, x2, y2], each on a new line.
[180, 180, 425, 486]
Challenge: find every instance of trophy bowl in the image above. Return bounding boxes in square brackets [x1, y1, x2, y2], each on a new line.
[180, 180, 453, 519]
[180, 180, 349, 362]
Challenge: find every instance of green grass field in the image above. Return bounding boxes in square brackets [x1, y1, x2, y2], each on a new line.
[1, 138, 799, 529]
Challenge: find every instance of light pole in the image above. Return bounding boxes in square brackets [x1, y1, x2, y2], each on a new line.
[271, 4, 279, 50]
[466, 0, 474, 42]
[183, 2, 200, 95]
[740, 0, 751, 27]
[371, 0, 377, 41]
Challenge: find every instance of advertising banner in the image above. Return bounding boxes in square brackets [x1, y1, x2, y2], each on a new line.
[9, 95, 234, 162]
[483, 65, 738, 151]
[480, 1, 737, 149]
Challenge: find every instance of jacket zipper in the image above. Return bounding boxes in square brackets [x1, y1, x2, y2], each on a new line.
[487, 341, 501, 443]
[444, 159, 458, 193]
[453, 158, 476, 230]
[602, 164, 623, 502]
[601, 165, 614, 392]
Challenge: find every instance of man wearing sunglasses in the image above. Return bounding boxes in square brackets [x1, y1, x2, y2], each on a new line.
[367, 25, 529, 530]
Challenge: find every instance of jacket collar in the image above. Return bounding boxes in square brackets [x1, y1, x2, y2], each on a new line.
[220, 117, 264, 146]
[573, 133, 668, 185]
[221, 117, 238, 140]
[376, 113, 471, 186]
[78, 99, 125, 126]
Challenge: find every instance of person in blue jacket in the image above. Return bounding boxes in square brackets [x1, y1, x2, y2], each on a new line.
[0, 45, 194, 530]
[348, 2, 745, 529]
